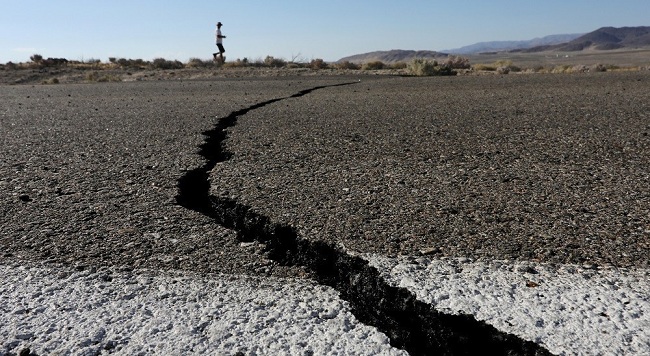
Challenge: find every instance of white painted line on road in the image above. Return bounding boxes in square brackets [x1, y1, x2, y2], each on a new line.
[1, 263, 406, 355]
[366, 255, 650, 356]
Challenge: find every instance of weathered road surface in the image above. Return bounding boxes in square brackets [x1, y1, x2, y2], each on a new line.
[1, 72, 649, 355]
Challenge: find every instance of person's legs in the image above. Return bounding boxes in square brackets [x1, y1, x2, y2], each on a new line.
[217, 44, 226, 61]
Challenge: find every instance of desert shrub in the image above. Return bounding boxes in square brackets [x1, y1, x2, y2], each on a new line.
[496, 66, 510, 74]
[42, 57, 69, 67]
[223, 58, 251, 68]
[310, 58, 328, 69]
[474, 60, 520, 73]
[334, 61, 360, 70]
[472, 63, 496, 71]
[187, 58, 213, 68]
[409, 59, 456, 76]
[43, 78, 59, 85]
[408, 58, 436, 76]
[407, 58, 455, 76]
[444, 55, 471, 69]
[30, 54, 43, 63]
[115, 58, 149, 69]
[152, 58, 184, 70]
[362, 61, 385, 70]
[531, 64, 546, 73]
[5, 62, 17, 70]
[551, 65, 572, 74]
[264, 56, 286, 68]
[389, 62, 408, 69]
[571, 65, 589, 73]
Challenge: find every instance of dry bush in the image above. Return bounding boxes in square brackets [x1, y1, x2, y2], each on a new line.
[407, 58, 437, 76]
[496, 66, 511, 74]
[30, 54, 43, 63]
[85, 72, 121, 82]
[444, 55, 471, 69]
[115, 58, 149, 69]
[474, 60, 520, 73]
[152, 58, 184, 70]
[333, 61, 360, 70]
[406, 58, 456, 76]
[362, 61, 385, 70]
[551, 65, 572, 74]
[309, 58, 328, 70]
[186, 58, 213, 68]
[389, 62, 408, 70]
[264, 56, 287, 68]
[472, 63, 496, 71]
[222, 58, 250, 68]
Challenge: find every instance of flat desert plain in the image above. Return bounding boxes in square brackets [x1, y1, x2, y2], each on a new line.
[1, 72, 649, 355]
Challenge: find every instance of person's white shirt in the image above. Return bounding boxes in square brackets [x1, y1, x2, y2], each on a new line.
[216, 28, 223, 44]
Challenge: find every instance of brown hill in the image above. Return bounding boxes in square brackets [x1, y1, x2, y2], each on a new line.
[519, 26, 650, 52]
[338, 50, 449, 64]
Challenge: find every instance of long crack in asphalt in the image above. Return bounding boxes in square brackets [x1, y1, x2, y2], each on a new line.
[176, 81, 552, 356]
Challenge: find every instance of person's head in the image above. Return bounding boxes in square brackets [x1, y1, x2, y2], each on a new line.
[217, 22, 222, 28]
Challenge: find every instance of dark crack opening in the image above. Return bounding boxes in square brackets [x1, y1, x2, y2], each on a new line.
[176, 81, 552, 356]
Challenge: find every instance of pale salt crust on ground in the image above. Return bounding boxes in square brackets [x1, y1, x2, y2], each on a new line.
[366, 255, 650, 356]
[0, 263, 406, 356]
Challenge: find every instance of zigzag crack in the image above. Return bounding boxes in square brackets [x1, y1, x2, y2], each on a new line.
[176, 81, 552, 356]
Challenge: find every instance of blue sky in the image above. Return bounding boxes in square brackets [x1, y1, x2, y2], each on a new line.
[1, 0, 648, 63]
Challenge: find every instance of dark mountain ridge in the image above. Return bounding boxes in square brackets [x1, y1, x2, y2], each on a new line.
[518, 26, 650, 52]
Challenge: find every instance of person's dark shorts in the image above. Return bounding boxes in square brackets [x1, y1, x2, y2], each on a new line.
[217, 44, 225, 53]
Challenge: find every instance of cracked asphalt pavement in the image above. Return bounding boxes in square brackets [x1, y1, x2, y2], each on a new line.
[1, 72, 649, 355]
[212, 72, 650, 269]
[2, 73, 649, 276]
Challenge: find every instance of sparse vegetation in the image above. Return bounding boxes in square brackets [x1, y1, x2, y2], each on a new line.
[264, 56, 287, 68]
[85, 71, 121, 82]
[406, 59, 456, 76]
[2, 51, 648, 86]
[444, 55, 471, 69]
[152, 58, 184, 70]
[30, 54, 43, 63]
[333, 61, 360, 70]
[186, 58, 214, 68]
[473, 60, 520, 74]
[362, 61, 385, 70]
[309, 58, 328, 70]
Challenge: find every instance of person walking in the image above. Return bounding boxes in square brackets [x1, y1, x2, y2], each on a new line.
[213, 22, 226, 62]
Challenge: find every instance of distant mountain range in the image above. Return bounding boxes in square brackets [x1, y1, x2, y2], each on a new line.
[515, 26, 650, 52]
[337, 26, 650, 63]
[443, 34, 583, 54]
